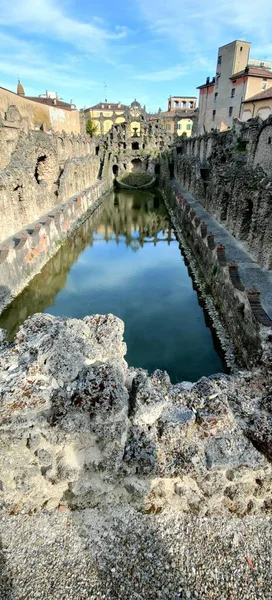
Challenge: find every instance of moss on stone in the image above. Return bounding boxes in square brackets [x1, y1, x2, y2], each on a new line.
[119, 172, 153, 187]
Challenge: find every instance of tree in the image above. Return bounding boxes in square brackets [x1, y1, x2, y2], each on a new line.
[86, 119, 98, 137]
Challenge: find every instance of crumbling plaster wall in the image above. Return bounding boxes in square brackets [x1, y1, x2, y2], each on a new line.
[174, 116, 272, 269]
[0, 106, 100, 242]
[0, 86, 80, 133]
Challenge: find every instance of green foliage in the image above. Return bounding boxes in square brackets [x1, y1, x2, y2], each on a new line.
[86, 119, 98, 137]
[119, 172, 153, 187]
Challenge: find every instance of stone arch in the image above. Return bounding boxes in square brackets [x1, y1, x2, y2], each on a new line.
[115, 117, 125, 124]
[34, 155, 47, 184]
[103, 120, 113, 134]
[130, 158, 143, 173]
[242, 109, 252, 122]
[130, 121, 140, 136]
[257, 107, 271, 120]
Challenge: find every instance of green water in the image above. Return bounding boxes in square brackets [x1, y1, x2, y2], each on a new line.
[0, 190, 225, 382]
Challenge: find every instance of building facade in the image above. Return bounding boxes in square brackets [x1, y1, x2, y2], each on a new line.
[0, 82, 80, 134]
[241, 87, 272, 121]
[159, 96, 197, 137]
[82, 102, 128, 135]
[197, 40, 272, 133]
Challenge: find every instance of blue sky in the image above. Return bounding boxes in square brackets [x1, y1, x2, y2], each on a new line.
[0, 0, 271, 112]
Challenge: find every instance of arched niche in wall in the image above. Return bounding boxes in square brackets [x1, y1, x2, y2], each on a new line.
[130, 158, 143, 172]
[130, 121, 141, 136]
[257, 107, 271, 120]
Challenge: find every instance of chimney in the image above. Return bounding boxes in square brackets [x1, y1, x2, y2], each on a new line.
[206, 77, 210, 85]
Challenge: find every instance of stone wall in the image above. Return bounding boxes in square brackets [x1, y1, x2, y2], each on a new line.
[0, 311, 271, 518]
[97, 118, 174, 184]
[174, 116, 272, 268]
[0, 181, 110, 313]
[0, 106, 101, 242]
[0, 86, 80, 133]
[163, 182, 272, 368]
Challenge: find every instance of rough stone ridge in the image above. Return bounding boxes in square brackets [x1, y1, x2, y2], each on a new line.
[0, 312, 272, 518]
[174, 116, 272, 269]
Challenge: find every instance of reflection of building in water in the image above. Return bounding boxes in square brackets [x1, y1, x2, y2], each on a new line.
[0, 191, 174, 338]
[91, 191, 173, 247]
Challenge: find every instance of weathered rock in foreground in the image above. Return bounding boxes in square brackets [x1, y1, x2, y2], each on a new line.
[0, 313, 271, 516]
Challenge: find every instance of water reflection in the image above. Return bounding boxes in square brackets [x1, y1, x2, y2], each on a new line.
[0, 190, 224, 382]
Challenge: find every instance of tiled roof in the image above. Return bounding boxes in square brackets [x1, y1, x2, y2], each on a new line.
[197, 81, 215, 89]
[243, 86, 272, 103]
[230, 67, 272, 80]
[160, 109, 195, 117]
[25, 96, 74, 110]
[86, 103, 127, 111]
[169, 96, 197, 99]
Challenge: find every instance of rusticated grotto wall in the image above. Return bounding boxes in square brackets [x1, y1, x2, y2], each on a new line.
[174, 116, 272, 269]
[0, 108, 174, 313]
[163, 181, 272, 368]
[0, 105, 102, 243]
[0, 183, 110, 313]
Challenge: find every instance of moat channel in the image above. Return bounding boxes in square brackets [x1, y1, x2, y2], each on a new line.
[0, 190, 225, 382]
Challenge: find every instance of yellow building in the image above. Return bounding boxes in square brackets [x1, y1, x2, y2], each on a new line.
[159, 97, 197, 137]
[241, 87, 272, 121]
[83, 102, 127, 135]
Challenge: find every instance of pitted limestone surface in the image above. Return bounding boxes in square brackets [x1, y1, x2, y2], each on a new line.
[0, 313, 272, 518]
[174, 180, 272, 320]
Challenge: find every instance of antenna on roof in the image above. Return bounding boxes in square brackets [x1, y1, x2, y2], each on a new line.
[103, 81, 107, 102]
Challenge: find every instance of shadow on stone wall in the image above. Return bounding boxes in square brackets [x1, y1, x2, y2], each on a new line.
[0, 534, 13, 598]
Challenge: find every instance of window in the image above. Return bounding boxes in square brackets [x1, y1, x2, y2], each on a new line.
[186, 123, 191, 130]
[177, 123, 181, 130]
[218, 55, 222, 65]
[240, 46, 243, 51]
[261, 82, 267, 89]
[268, 137, 271, 145]
[214, 92, 218, 102]
[166, 124, 171, 131]
[212, 109, 216, 121]
[231, 88, 235, 97]
[229, 106, 233, 117]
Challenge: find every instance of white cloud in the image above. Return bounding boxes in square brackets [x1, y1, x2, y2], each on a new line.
[0, 32, 97, 101]
[134, 0, 272, 59]
[0, 0, 128, 56]
[134, 64, 189, 82]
